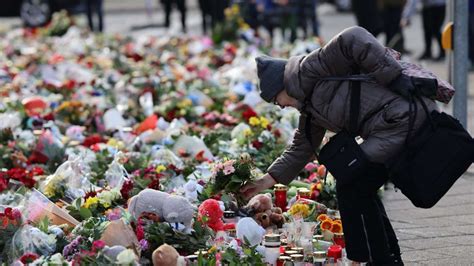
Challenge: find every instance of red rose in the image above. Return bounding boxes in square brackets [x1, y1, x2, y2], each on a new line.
[242, 107, 257, 122]
[0, 177, 8, 192]
[82, 135, 103, 147]
[273, 129, 282, 138]
[120, 180, 134, 201]
[28, 166, 44, 178]
[42, 112, 55, 121]
[21, 177, 36, 188]
[92, 240, 106, 251]
[251, 140, 264, 150]
[20, 253, 39, 264]
[7, 168, 26, 180]
[27, 151, 49, 164]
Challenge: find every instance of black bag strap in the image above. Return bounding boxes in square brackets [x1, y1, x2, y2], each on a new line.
[348, 79, 361, 135]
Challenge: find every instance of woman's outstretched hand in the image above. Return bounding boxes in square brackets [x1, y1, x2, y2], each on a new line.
[240, 173, 277, 199]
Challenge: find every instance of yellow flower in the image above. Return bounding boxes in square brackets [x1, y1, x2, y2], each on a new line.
[156, 165, 166, 174]
[84, 197, 99, 208]
[316, 183, 322, 191]
[107, 138, 124, 149]
[43, 183, 57, 198]
[208, 246, 217, 253]
[288, 203, 310, 218]
[177, 99, 192, 109]
[249, 117, 260, 127]
[243, 128, 253, 137]
[259, 117, 269, 129]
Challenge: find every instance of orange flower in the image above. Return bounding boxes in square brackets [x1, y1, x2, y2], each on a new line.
[333, 219, 342, 225]
[317, 214, 329, 222]
[331, 222, 343, 233]
[321, 220, 333, 231]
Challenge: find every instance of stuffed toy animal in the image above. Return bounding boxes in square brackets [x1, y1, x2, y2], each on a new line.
[198, 199, 225, 232]
[128, 189, 194, 229]
[245, 193, 285, 228]
[183, 178, 203, 202]
[152, 244, 186, 266]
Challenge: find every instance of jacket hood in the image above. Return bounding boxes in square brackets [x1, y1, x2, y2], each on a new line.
[283, 55, 307, 102]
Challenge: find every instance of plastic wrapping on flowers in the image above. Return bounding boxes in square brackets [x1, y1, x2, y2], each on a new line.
[0, 9, 347, 265]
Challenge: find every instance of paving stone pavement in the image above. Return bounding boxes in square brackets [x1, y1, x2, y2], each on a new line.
[382, 173, 474, 265]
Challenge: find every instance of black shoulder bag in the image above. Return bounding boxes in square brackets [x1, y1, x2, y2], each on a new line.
[305, 79, 371, 185]
[388, 90, 474, 208]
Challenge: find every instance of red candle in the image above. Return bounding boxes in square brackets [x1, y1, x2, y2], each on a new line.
[327, 244, 343, 260]
[333, 233, 345, 248]
[274, 184, 288, 211]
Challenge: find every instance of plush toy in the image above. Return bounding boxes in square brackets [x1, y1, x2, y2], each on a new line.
[245, 193, 285, 228]
[128, 189, 194, 230]
[183, 178, 203, 202]
[152, 244, 186, 266]
[198, 199, 225, 232]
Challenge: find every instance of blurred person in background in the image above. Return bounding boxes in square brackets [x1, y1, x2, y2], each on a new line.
[198, 0, 212, 34]
[379, 0, 408, 53]
[86, 0, 104, 32]
[297, 0, 320, 39]
[351, 0, 383, 36]
[403, 0, 446, 60]
[161, 0, 187, 33]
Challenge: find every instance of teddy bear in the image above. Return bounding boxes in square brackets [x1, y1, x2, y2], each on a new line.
[245, 193, 285, 228]
[198, 199, 225, 232]
[128, 189, 195, 230]
[152, 244, 186, 266]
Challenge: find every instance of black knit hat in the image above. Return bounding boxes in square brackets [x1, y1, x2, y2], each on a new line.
[255, 55, 287, 103]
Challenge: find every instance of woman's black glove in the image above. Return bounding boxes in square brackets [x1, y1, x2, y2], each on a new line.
[389, 74, 438, 100]
[388, 74, 415, 99]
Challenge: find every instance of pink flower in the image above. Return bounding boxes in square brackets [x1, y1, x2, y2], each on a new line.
[223, 164, 235, 175]
[307, 172, 318, 182]
[92, 240, 105, 251]
[305, 162, 318, 172]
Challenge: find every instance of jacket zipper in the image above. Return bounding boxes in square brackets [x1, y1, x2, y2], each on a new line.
[361, 214, 373, 262]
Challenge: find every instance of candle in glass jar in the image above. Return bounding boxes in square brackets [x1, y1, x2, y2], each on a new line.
[297, 188, 311, 200]
[274, 184, 288, 211]
[327, 245, 342, 261]
[264, 234, 281, 266]
[333, 233, 345, 248]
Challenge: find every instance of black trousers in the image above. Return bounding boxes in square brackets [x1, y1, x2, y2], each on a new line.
[382, 7, 404, 52]
[163, 0, 187, 32]
[336, 163, 401, 264]
[421, 5, 446, 57]
[86, 0, 104, 32]
[351, 0, 383, 37]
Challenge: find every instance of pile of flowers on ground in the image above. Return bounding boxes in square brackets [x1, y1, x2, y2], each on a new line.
[0, 10, 352, 265]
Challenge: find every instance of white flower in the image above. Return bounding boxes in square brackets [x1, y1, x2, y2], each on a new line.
[98, 188, 121, 207]
[116, 249, 138, 265]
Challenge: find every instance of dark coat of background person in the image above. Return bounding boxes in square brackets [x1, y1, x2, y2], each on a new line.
[198, 0, 230, 34]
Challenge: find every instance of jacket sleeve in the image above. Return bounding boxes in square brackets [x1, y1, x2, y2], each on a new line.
[267, 114, 326, 185]
[300, 26, 402, 89]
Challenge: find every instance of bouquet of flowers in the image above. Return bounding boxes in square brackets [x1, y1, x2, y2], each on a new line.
[0, 207, 22, 261]
[199, 153, 255, 205]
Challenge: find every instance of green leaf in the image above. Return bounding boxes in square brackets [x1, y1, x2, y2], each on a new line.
[79, 207, 92, 219]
